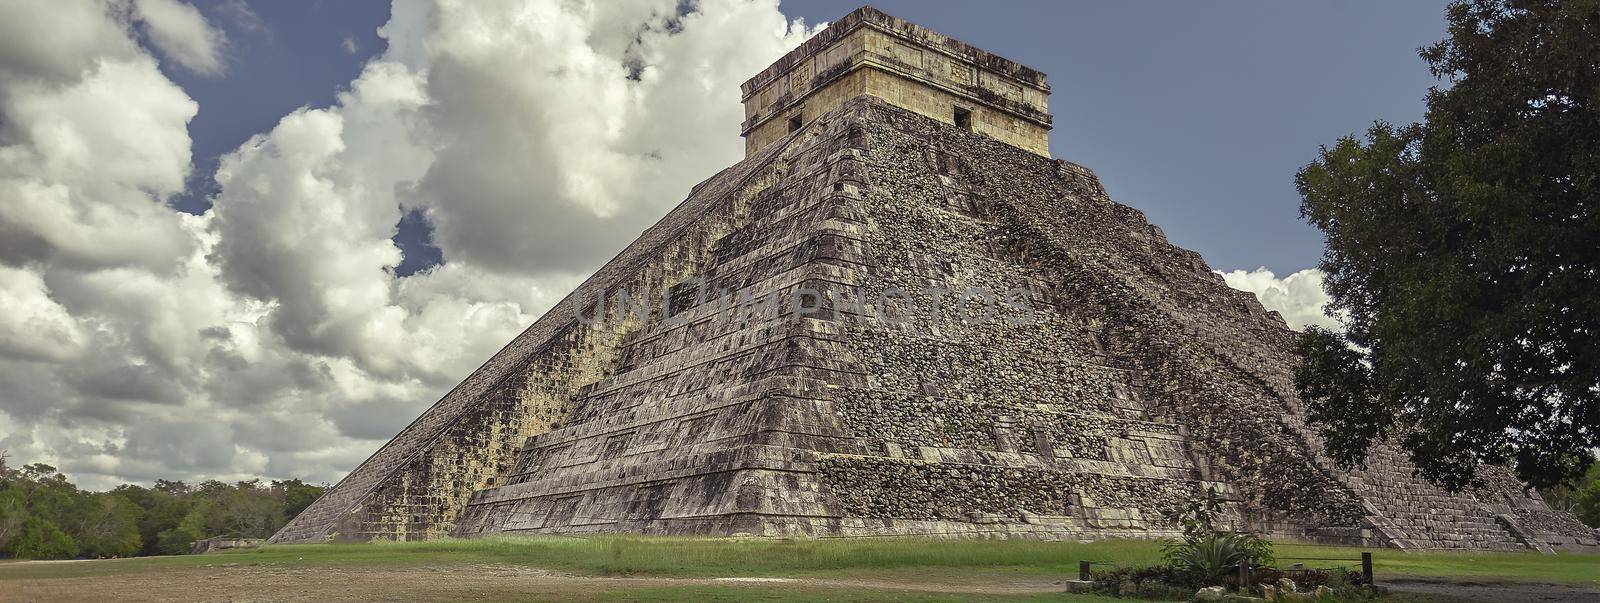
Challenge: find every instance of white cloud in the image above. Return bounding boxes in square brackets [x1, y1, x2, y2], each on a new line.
[132, 0, 227, 75]
[0, 266, 86, 362]
[0, 0, 140, 83]
[0, 0, 815, 489]
[1219, 267, 1343, 332]
[410, 0, 815, 277]
[0, 55, 197, 271]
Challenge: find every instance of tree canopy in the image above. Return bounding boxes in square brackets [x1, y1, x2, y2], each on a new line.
[1294, 0, 1599, 489]
[0, 455, 325, 559]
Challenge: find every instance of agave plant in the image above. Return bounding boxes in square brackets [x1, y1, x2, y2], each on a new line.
[1161, 533, 1242, 582]
[1159, 487, 1275, 586]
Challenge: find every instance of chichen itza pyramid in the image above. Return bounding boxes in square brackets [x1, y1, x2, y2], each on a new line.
[272, 6, 1598, 551]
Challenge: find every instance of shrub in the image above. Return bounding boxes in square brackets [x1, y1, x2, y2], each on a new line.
[1161, 532, 1273, 584]
[1089, 565, 1200, 599]
[1238, 566, 1354, 591]
[1157, 486, 1275, 586]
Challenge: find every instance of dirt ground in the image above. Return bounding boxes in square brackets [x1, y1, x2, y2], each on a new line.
[0, 563, 1069, 602]
[4, 562, 1597, 602]
[1384, 577, 1600, 603]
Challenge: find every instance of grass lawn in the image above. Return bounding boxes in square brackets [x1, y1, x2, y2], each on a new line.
[1276, 542, 1600, 586]
[2, 537, 1594, 586]
[579, 585, 1117, 602]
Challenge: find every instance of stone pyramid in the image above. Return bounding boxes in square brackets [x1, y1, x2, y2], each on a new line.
[272, 6, 1597, 551]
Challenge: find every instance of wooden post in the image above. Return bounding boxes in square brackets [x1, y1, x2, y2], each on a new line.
[1238, 559, 1249, 592]
[1361, 551, 1373, 584]
[1079, 560, 1091, 581]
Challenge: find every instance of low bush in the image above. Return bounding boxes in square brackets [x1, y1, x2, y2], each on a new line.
[1089, 564, 1199, 599]
[1092, 564, 1357, 599]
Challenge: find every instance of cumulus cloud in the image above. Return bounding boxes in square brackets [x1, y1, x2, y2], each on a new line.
[0, 0, 140, 83]
[1219, 267, 1343, 332]
[412, 0, 813, 276]
[0, 55, 196, 271]
[0, 266, 85, 362]
[0, 0, 814, 490]
[131, 0, 227, 75]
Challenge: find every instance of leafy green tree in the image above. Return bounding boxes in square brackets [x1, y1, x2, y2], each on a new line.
[155, 526, 203, 556]
[1539, 463, 1598, 513]
[153, 479, 191, 496]
[1294, 0, 1600, 489]
[170, 481, 288, 544]
[1572, 479, 1600, 527]
[13, 464, 79, 523]
[212, 480, 287, 537]
[115, 483, 195, 557]
[0, 451, 323, 557]
[275, 479, 325, 519]
[10, 516, 77, 559]
[1541, 462, 1600, 528]
[0, 489, 26, 552]
[70, 494, 144, 558]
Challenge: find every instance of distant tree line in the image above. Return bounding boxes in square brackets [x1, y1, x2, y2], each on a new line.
[0, 453, 324, 559]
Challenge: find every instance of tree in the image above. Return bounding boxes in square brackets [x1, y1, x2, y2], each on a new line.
[274, 479, 325, 520]
[1574, 479, 1600, 526]
[0, 489, 25, 551]
[0, 451, 326, 557]
[115, 483, 194, 557]
[1294, 0, 1599, 489]
[1541, 463, 1600, 527]
[71, 494, 144, 558]
[14, 464, 79, 522]
[209, 480, 287, 538]
[167, 480, 290, 547]
[9, 516, 76, 559]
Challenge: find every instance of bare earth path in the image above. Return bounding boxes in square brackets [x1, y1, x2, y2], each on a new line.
[0, 563, 1072, 602]
[1384, 577, 1600, 603]
[7, 562, 1600, 602]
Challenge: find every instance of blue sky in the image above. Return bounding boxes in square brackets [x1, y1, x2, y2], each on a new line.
[175, 0, 1449, 275]
[166, 2, 385, 212]
[784, 1, 1451, 273]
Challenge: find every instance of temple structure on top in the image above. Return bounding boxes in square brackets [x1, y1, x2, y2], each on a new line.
[740, 6, 1052, 157]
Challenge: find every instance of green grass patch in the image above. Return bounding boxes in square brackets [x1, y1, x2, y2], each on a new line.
[0, 537, 1155, 580]
[577, 585, 1111, 603]
[2, 536, 1593, 587]
[1273, 543, 1600, 586]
